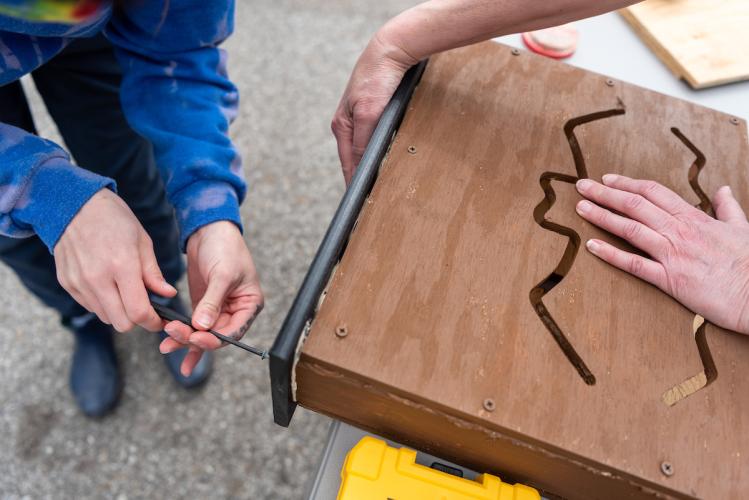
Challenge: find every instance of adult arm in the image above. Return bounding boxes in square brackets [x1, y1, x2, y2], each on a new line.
[0, 123, 111, 247]
[333, 0, 640, 183]
[101, 0, 263, 375]
[105, 0, 244, 251]
[575, 175, 749, 334]
[0, 123, 174, 332]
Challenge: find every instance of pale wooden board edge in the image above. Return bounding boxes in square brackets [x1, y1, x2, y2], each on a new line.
[619, 8, 696, 87]
[619, 8, 749, 89]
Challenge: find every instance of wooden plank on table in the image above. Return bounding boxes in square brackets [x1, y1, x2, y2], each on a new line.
[621, 0, 749, 89]
[296, 41, 749, 499]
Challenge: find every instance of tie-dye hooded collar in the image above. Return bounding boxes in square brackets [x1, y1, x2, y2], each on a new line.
[0, 0, 109, 37]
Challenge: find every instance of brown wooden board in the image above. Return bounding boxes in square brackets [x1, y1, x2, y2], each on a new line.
[621, 0, 749, 89]
[296, 42, 749, 499]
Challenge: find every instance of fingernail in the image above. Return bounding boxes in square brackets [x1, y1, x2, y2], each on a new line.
[189, 338, 209, 350]
[602, 174, 618, 184]
[576, 179, 592, 192]
[722, 185, 732, 195]
[586, 239, 601, 252]
[576, 200, 592, 214]
[160, 343, 177, 354]
[164, 327, 184, 343]
[195, 313, 213, 329]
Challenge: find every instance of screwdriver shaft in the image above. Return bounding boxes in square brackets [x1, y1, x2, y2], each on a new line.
[150, 300, 267, 359]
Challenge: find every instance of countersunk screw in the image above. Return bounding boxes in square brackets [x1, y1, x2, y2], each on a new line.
[407, 145, 417, 154]
[660, 461, 674, 477]
[335, 325, 348, 338]
[605, 79, 615, 87]
[730, 117, 740, 125]
[482, 398, 496, 412]
[511, 48, 521, 56]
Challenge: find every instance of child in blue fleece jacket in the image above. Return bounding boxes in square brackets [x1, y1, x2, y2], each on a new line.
[0, 0, 263, 416]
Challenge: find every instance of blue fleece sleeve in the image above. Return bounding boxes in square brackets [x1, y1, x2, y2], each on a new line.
[104, 0, 245, 251]
[0, 123, 116, 251]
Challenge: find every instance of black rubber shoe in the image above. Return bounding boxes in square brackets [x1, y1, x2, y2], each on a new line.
[159, 297, 213, 388]
[67, 315, 122, 418]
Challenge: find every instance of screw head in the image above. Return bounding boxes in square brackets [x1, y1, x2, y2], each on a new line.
[605, 79, 615, 87]
[660, 461, 674, 477]
[730, 117, 740, 125]
[335, 325, 348, 338]
[482, 398, 496, 412]
[511, 48, 521, 56]
[407, 145, 417, 154]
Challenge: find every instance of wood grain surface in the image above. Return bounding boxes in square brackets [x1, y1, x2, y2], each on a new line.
[621, 0, 749, 88]
[297, 42, 749, 499]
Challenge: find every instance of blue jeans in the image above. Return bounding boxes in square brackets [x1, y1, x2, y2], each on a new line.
[0, 35, 184, 320]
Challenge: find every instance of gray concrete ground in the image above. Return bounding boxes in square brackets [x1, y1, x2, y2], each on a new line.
[0, 1, 415, 498]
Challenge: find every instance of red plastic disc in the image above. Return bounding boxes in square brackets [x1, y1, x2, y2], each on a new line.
[521, 24, 579, 59]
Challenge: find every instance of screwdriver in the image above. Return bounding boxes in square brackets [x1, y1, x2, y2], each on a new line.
[150, 299, 268, 359]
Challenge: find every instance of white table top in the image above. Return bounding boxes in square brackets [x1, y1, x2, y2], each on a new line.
[496, 13, 749, 121]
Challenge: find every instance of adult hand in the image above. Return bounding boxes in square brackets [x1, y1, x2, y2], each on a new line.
[158, 221, 264, 376]
[575, 174, 749, 334]
[332, 27, 416, 184]
[54, 188, 176, 332]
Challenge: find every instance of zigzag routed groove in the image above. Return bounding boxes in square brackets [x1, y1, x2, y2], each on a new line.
[565, 108, 628, 178]
[529, 172, 594, 384]
[529, 111, 720, 393]
[529, 107, 626, 385]
[662, 128, 718, 406]
[672, 127, 713, 216]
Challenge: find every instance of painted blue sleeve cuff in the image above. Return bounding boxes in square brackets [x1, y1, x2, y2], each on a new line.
[172, 180, 243, 252]
[18, 156, 116, 252]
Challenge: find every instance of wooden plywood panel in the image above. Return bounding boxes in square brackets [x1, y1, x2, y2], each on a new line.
[297, 42, 749, 499]
[621, 0, 749, 88]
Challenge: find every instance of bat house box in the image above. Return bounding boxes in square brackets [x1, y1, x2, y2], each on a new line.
[270, 42, 749, 499]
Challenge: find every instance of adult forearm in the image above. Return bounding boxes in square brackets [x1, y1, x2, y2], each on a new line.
[332, 0, 641, 180]
[0, 122, 115, 251]
[106, 1, 245, 251]
[378, 0, 639, 65]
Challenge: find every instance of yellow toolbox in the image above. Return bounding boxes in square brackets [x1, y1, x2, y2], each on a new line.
[338, 437, 540, 500]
